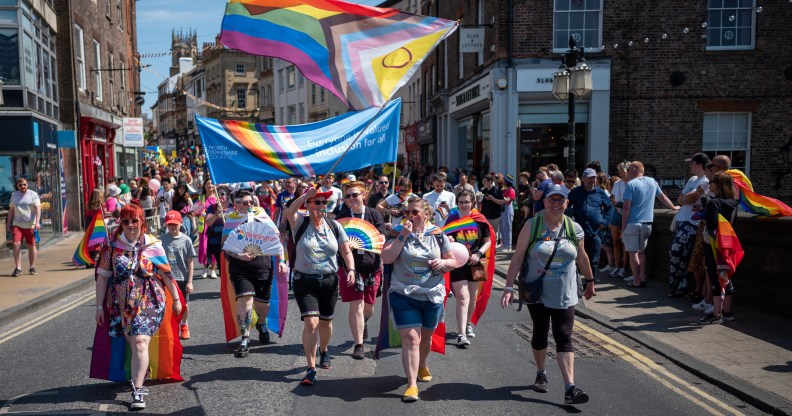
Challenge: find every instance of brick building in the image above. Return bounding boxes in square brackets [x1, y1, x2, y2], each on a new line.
[410, 0, 791, 202]
[54, 0, 141, 229]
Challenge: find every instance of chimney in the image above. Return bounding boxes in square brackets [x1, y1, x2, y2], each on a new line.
[179, 57, 193, 74]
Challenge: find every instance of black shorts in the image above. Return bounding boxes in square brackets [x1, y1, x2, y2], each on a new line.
[449, 264, 475, 283]
[207, 243, 222, 265]
[293, 272, 339, 320]
[176, 280, 190, 303]
[229, 260, 274, 303]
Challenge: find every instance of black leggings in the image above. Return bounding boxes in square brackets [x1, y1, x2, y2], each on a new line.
[527, 304, 575, 353]
[703, 241, 734, 296]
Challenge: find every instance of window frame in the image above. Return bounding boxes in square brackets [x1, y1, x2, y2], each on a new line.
[702, 112, 752, 174]
[235, 63, 245, 76]
[552, 0, 603, 53]
[705, 0, 756, 51]
[93, 39, 102, 101]
[74, 24, 86, 91]
[236, 87, 246, 109]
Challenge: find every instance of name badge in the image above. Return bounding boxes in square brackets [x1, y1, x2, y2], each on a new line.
[357, 249, 365, 255]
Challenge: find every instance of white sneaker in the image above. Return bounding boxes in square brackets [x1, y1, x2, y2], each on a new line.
[704, 304, 714, 315]
[201, 269, 209, 279]
[209, 269, 218, 279]
[600, 266, 614, 274]
[692, 300, 711, 311]
[623, 275, 635, 282]
[616, 268, 627, 278]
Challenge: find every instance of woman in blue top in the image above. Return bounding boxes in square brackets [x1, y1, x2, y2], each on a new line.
[501, 184, 595, 405]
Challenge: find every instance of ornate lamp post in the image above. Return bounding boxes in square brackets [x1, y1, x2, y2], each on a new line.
[552, 35, 592, 170]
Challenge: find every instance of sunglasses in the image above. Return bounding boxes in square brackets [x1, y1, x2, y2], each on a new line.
[235, 200, 252, 206]
[218, 192, 228, 197]
[458, 200, 473, 205]
[312, 200, 328, 206]
[121, 219, 141, 226]
[378, 181, 389, 184]
[17, 183, 27, 187]
[406, 209, 422, 216]
[344, 192, 361, 199]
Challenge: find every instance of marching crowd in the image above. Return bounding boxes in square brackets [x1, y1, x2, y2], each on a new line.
[87, 151, 743, 409]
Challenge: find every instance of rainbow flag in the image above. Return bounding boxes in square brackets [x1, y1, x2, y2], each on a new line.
[728, 169, 792, 217]
[442, 217, 478, 234]
[220, 0, 457, 110]
[72, 210, 107, 266]
[219, 255, 289, 342]
[90, 235, 184, 382]
[709, 214, 744, 290]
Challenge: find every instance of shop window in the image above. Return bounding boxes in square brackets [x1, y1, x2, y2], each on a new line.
[553, 0, 602, 52]
[706, 0, 755, 50]
[702, 112, 750, 173]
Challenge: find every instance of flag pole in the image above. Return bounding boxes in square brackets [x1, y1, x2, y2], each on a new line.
[322, 99, 394, 180]
[391, 159, 397, 193]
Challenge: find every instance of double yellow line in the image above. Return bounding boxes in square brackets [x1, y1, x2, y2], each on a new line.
[0, 291, 95, 345]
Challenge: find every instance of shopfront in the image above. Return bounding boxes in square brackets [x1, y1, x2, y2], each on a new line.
[0, 115, 62, 244]
[79, 112, 119, 205]
[448, 76, 492, 175]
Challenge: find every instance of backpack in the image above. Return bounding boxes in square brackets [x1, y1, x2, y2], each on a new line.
[516, 214, 578, 310]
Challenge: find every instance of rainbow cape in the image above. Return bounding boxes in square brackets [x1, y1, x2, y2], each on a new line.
[728, 169, 792, 217]
[374, 224, 447, 358]
[72, 210, 107, 266]
[219, 255, 289, 342]
[90, 234, 185, 382]
[445, 208, 496, 325]
[709, 213, 744, 290]
[220, 0, 457, 110]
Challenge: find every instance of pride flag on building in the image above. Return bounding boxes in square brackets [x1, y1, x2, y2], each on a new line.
[220, 0, 457, 110]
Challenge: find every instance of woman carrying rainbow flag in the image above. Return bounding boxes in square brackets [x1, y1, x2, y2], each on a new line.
[443, 189, 496, 348]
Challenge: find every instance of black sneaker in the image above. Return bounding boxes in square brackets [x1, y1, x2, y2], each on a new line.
[533, 373, 548, 393]
[722, 312, 735, 322]
[697, 314, 724, 325]
[256, 324, 270, 344]
[129, 383, 148, 411]
[234, 338, 250, 357]
[564, 386, 589, 404]
[319, 350, 331, 369]
[352, 344, 365, 360]
[362, 325, 369, 341]
[11, 268, 22, 277]
[300, 368, 317, 385]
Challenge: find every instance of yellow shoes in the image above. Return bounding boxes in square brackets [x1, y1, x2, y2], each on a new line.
[418, 367, 432, 382]
[402, 386, 419, 402]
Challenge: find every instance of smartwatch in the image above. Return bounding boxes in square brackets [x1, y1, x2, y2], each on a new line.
[397, 234, 406, 242]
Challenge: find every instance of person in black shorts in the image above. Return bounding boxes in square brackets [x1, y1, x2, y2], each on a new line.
[222, 190, 288, 357]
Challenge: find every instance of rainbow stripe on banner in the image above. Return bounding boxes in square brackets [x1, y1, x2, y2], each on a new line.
[727, 170, 792, 217]
[72, 210, 107, 266]
[219, 256, 288, 341]
[220, 0, 457, 110]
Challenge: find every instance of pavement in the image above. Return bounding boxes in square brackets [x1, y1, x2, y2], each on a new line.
[1, 238, 790, 415]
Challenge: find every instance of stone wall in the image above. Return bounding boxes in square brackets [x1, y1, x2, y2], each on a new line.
[645, 210, 792, 318]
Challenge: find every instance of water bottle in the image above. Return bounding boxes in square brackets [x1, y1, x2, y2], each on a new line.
[34, 229, 40, 244]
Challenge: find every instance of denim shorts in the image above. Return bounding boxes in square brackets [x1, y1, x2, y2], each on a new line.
[388, 291, 443, 330]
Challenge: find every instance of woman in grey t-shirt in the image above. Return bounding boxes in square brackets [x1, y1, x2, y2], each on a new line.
[381, 196, 455, 402]
[500, 184, 595, 405]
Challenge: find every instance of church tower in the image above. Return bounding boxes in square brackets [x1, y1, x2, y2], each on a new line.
[170, 29, 198, 76]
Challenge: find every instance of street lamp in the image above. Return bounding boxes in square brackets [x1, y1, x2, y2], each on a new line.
[552, 35, 592, 170]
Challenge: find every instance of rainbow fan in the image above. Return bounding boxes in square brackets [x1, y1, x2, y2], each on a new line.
[442, 217, 478, 234]
[337, 218, 385, 254]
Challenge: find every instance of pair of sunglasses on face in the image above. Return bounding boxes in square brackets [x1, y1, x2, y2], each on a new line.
[121, 219, 141, 226]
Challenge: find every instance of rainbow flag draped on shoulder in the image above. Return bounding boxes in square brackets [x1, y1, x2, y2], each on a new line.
[90, 234, 185, 382]
[727, 169, 792, 217]
[220, 0, 457, 110]
[72, 210, 107, 266]
[195, 99, 400, 183]
[709, 214, 745, 290]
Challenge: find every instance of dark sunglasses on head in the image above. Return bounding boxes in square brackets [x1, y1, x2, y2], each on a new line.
[235, 200, 252, 206]
[312, 200, 328, 206]
[344, 192, 361, 199]
[121, 219, 141, 226]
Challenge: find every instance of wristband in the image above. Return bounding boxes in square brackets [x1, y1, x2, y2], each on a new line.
[279, 259, 287, 264]
[96, 305, 103, 310]
[585, 278, 595, 282]
[503, 287, 514, 292]
[173, 298, 180, 302]
[347, 269, 356, 273]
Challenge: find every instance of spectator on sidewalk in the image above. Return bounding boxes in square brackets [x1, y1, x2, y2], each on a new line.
[567, 168, 614, 275]
[698, 172, 740, 325]
[161, 211, 196, 340]
[7, 178, 41, 277]
[597, 172, 617, 273]
[621, 161, 680, 287]
[335, 181, 386, 360]
[499, 174, 516, 252]
[608, 162, 631, 278]
[423, 174, 457, 227]
[668, 153, 710, 298]
[500, 183, 595, 405]
[480, 174, 504, 244]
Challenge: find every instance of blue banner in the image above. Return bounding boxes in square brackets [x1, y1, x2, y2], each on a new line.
[195, 98, 401, 183]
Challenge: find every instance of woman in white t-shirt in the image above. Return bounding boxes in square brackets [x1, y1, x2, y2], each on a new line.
[607, 162, 630, 278]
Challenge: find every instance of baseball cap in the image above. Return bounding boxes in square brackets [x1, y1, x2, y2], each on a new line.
[582, 168, 597, 178]
[545, 184, 570, 199]
[347, 174, 356, 182]
[685, 152, 710, 165]
[164, 210, 182, 225]
[107, 185, 121, 197]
